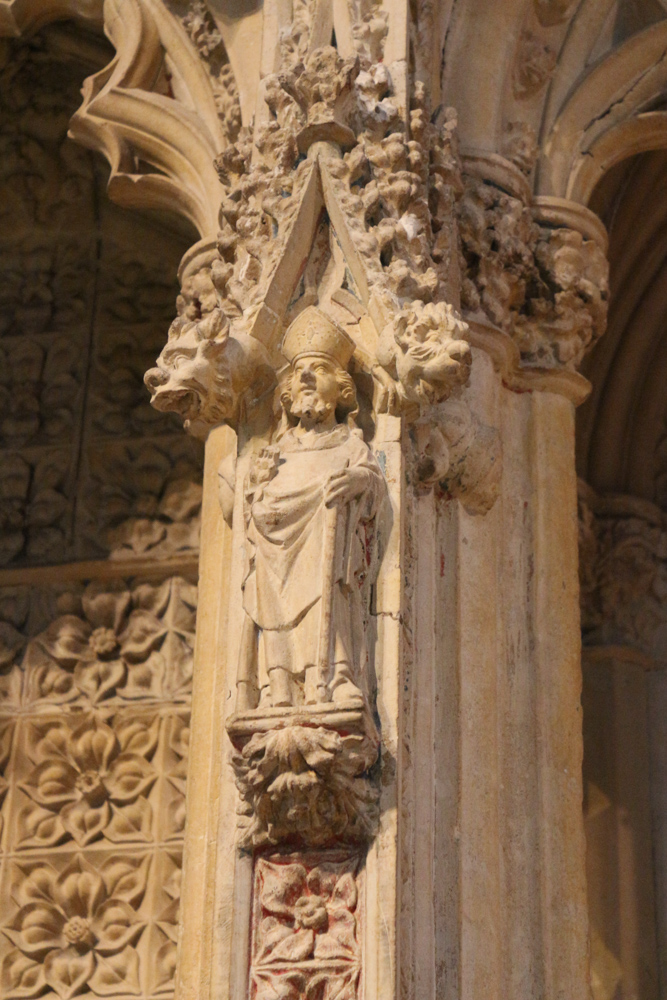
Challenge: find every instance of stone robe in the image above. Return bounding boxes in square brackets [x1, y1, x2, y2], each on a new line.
[241, 424, 385, 694]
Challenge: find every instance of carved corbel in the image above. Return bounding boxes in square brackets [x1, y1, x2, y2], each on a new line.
[373, 299, 501, 511]
[144, 243, 276, 440]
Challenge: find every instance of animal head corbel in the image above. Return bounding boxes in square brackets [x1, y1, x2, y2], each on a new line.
[376, 299, 472, 411]
[144, 311, 274, 437]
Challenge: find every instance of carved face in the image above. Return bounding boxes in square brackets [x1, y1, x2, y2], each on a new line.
[289, 356, 342, 424]
[390, 302, 472, 406]
[144, 326, 237, 429]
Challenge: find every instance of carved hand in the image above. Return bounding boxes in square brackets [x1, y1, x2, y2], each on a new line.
[371, 364, 400, 415]
[324, 464, 371, 507]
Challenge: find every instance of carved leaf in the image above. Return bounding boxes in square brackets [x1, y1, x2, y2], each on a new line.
[255, 917, 294, 963]
[116, 715, 160, 756]
[3, 901, 65, 957]
[43, 947, 94, 1000]
[154, 938, 177, 992]
[106, 753, 156, 802]
[21, 759, 77, 807]
[16, 806, 66, 849]
[87, 947, 141, 996]
[105, 798, 153, 843]
[14, 864, 59, 908]
[90, 900, 144, 954]
[315, 910, 357, 959]
[70, 717, 119, 771]
[331, 872, 357, 911]
[55, 863, 106, 917]
[100, 855, 150, 907]
[81, 583, 131, 632]
[322, 972, 359, 1000]
[0, 950, 46, 998]
[259, 862, 307, 916]
[265, 927, 315, 963]
[73, 657, 125, 703]
[120, 610, 166, 662]
[254, 970, 307, 1000]
[61, 799, 111, 846]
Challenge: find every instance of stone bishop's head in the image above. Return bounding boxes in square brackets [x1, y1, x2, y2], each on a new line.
[279, 307, 358, 427]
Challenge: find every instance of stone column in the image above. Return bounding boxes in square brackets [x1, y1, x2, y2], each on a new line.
[579, 487, 667, 1000]
[139, 8, 610, 1000]
[582, 647, 659, 1000]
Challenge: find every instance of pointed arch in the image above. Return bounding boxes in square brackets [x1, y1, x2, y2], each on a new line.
[538, 20, 667, 198]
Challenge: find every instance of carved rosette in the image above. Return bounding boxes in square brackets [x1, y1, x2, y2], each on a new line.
[250, 853, 363, 1000]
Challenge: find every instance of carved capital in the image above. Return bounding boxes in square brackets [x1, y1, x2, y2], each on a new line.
[458, 160, 609, 370]
[579, 481, 667, 664]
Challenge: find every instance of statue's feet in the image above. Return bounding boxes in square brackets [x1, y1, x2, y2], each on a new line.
[267, 668, 293, 707]
[331, 679, 364, 706]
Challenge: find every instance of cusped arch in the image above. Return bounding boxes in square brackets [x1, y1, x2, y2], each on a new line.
[1, 0, 233, 238]
[0, 0, 101, 35]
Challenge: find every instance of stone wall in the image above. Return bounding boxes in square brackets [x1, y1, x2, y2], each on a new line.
[0, 24, 202, 569]
[0, 571, 196, 1000]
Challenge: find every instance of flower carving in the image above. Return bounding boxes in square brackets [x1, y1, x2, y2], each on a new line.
[22, 579, 187, 705]
[154, 858, 182, 994]
[254, 858, 359, 967]
[2, 854, 147, 999]
[19, 715, 158, 848]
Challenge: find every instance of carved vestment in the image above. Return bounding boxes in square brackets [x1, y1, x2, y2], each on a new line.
[242, 424, 385, 692]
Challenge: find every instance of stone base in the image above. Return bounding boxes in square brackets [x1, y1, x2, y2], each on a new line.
[226, 700, 380, 749]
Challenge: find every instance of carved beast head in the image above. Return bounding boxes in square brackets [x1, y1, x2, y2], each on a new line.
[144, 311, 274, 435]
[380, 300, 472, 407]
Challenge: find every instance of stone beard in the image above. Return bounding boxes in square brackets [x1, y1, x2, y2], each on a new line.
[239, 309, 387, 709]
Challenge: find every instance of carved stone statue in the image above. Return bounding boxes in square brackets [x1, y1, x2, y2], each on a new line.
[238, 307, 387, 710]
